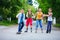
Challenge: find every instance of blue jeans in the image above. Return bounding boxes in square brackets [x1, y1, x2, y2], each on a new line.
[36, 20, 42, 30]
[18, 22, 24, 32]
[46, 21, 52, 33]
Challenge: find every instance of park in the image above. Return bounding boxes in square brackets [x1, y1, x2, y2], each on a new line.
[0, 0, 60, 40]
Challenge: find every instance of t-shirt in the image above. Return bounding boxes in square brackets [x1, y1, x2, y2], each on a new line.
[26, 12, 32, 18]
[47, 13, 52, 21]
[16, 13, 25, 24]
[28, 13, 32, 18]
[20, 13, 24, 22]
[36, 12, 43, 20]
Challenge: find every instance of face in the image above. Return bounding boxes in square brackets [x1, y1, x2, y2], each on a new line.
[38, 8, 42, 12]
[28, 9, 31, 14]
[21, 9, 24, 13]
[49, 8, 52, 12]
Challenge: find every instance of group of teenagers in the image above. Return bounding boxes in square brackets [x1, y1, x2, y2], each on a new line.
[16, 8, 53, 34]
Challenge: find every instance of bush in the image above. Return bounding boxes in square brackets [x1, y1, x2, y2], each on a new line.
[54, 24, 60, 28]
[56, 18, 60, 23]
[0, 20, 17, 26]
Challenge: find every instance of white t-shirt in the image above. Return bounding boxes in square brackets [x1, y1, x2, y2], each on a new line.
[47, 13, 52, 21]
[16, 13, 25, 24]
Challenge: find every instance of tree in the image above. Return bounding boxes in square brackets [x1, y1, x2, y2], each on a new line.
[0, 0, 36, 21]
[37, 0, 60, 23]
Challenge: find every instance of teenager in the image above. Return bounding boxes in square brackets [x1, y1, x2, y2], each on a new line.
[35, 8, 43, 33]
[16, 9, 25, 34]
[46, 8, 53, 33]
[25, 9, 34, 32]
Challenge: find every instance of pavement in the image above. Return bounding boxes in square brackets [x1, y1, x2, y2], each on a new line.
[0, 21, 60, 40]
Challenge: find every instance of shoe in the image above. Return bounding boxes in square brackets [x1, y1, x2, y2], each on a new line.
[35, 30, 37, 33]
[49, 31, 51, 33]
[31, 28, 32, 32]
[16, 32, 21, 34]
[31, 30, 32, 32]
[41, 29, 43, 33]
[25, 30, 28, 32]
[46, 31, 48, 33]
[21, 31, 22, 32]
[25, 28, 28, 32]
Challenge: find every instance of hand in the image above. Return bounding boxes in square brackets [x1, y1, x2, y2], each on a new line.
[43, 14, 48, 17]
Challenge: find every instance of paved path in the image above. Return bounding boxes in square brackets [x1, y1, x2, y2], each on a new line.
[0, 21, 60, 40]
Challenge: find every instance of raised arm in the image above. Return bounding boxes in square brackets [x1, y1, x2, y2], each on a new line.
[43, 14, 49, 17]
[16, 13, 19, 18]
[26, 12, 28, 18]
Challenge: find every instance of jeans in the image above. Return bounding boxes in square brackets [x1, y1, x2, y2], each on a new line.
[18, 22, 24, 32]
[46, 21, 52, 33]
[36, 20, 42, 29]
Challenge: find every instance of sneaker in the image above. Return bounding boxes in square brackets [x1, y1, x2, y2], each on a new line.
[31, 28, 32, 32]
[35, 30, 37, 33]
[16, 32, 21, 34]
[46, 31, 48, 33]
[49, 31, 51, 33]
[31, 30, 32, 32]
[41, 29, 43, 33]
[21, 31, 22, 32]
[25, 30, 28, 32]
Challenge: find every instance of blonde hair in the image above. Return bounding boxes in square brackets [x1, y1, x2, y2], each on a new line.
[48, 8, 52, 12]
[38, 8, 42, 12]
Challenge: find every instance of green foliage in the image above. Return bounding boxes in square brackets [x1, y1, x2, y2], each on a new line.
[37, 0, 60, 23]
[0, 0, 60, 24]
[51, 0, 60, 23]
[0, 0, 22, 20]
[0, 20, 17, 26]
[54, 24, 60, 28]
[0, 0, 36, 20]
[24, 5, 36, 14]
[37, 0, 51, 14]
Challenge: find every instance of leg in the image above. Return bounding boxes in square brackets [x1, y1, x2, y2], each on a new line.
[20, 22, 24, 32]
[35, 20, 38, 33]
[17, 23, 21, 34]
[46, 21, 50, 33]
[39, 20, 43, 33]
[25, 19, 29, 32]
[30, 18, 32, 32]
[18, 23, 21, 32]
[49, 21, 52, 33]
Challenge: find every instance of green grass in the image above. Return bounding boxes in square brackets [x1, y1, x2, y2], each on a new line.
[0, 20, 17, 26]
[54, 23, 60, 28]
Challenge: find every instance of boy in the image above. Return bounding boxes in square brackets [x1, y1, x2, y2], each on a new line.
[16, 9, 25, 34]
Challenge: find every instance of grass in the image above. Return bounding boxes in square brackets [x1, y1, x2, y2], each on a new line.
[54, 23, 60, 28]
[0, 20, 17, 26]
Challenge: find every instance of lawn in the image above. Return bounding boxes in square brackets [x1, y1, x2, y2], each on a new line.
[54, 23, 60, 28]
[0, 20, 17, 26]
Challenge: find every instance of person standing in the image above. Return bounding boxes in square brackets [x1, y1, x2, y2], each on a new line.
[25, 9, 34, 32]
[46, 8, 53, 33]
[35, 8, 43, 33]
[16, 9, 25, 34]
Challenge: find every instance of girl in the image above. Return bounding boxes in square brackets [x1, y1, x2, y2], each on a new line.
[35, 8, 43, 33]
[46, 8, 53, 33]
[25, 9, 34, 32]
